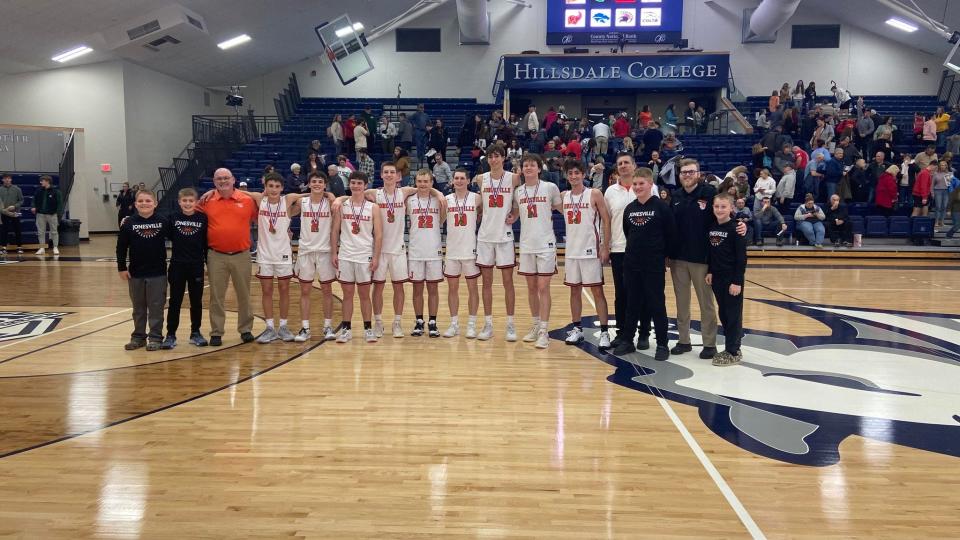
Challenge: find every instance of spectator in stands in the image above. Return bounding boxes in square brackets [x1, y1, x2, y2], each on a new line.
[0, 173, 24, 255]
[378, 115, 397, 156]
[753, 169, 776, 212]
[521, 104, 539, 140]
[897, 152, 917, 208]
[325, 165, 346, 197]
[734, 197, 753, 240]
[795, 193, 826, 248]
[874, 164, 899, 216]
[682, 101, 698, 135]
[590, 157, 608, 188]
[819, 99, 837, 120]
[31, 175, 62, 256]
[911, 159, 933, 221]
[855, 104, 875, 155]
[865, 151, 889, 204]
[804, 152, 826, 198]
[354, 120, 370, 160]
[791, 80, 805, 109]
[360, 106, 375, 134]
[915, 144, 938, 169]
[837, 137, 860, 166]
[782, 107, 798, 137]
[774, 143, 795, 175]
[935, 106, 952, 150]
[932, 160, 952, 228]
[621, 136, 636, 156]
[115, 181, 135, 227]
[638, 105, 652, 129]
[775, 164, 796, 206]
[328, 114, 343, 157]
[824, 149, 845, 201]
[659, 187, 672, 205]
[768, 91, 780, 114]
[306, 139, 324, 163]
[593, 117, 611, 157]
[922, 113, 938, 146]
[811, 117, 834, 151]
[825, 194, 853, 247]
[751, 143, 766, 177]
[546, 116, 565, 141]
[564, 133, 582, 161]
[506, 139, 523, 160]
[357, 149, 375, 181]
[946, 181, 960, 238]
[343, 114, 357, 156]
[432, 152, 451, 193]
[393, 147, 411, 185]
[398, 113, 414, 152]
[429, 119, 448, 158]
[664, 104, 678, 132]
[761, 125, 788, 160]
[803, 82, 818, 110]
[542, 106, 558, 132]
[410, 103, 430, 164]
[830, 81, 853, 110]
[475, 122, 491, 150]
[768, 103, 785, 130]
[753, 196, 787, 246]
[285, 164, 306, 194]
[660, 133, 681, 160]
[304, 151, 322, 178]
[646, 150, 663, 179]
[543, 140, 561, 160]
[873, 116, 896, 143]
[912, 112, 925, 141]
[641, 121, 663, 162]
[613, 114, 631, 152]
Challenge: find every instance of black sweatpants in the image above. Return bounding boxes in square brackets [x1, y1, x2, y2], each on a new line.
[711, 277, 744, 354]
[620, 267, 668, 346]
[825, 220, 853, 244]
[610, 253, 651, 339]
[1, 214, 21, 247]
[167, 262, 205, 336]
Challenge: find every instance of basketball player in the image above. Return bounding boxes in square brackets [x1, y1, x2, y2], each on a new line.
[355, 162, 444, 339]
[443, 167, 482, 338]
[560, 160, 612, 349]
[292, 172, 338, 342]
[472, 142, 522, 341]
[331, 171, 382, 343]
[512, 154, 562, 349]
[251, 173, 305, 344]
[406, 169, 446, 337]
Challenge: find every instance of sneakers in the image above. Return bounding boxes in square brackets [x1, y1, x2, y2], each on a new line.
[535, 329, 549, 349]
[276, 326, 295, 342]
[189, 332, 208, 346]
[637, 337, 651, 351]
[564, 327, 584, 345]
[505, 322, 517, 342]
[670, 343, 693, 355]
[598, 331, 611, 350]
[124, 339, 146, 351]
[52, 247, 60, 256]
[240, 332, 255, 343]
[146, 341, 162, 351]
[256, 328, 278, 344]
[392, 321, 404, 338]
[35, 248, 45, 256]
[612, 340, 636, 356]
[411, 319, 425, 337]
[160, 335, 177, 350]
[373, 320, 384, 338]
[427, 322, 440, 338]
[323, 326, 337, 341]
[775, 237, 784, 247]
[364, 328, 377, 342]
[465, 321, 478, 339]
[522, 324, 539, 343]
[209, 335, 223, 347]
[711, 351, 742, 366]
[443, 322, 459, 338]
[699, 347, 718, 360]
[654, 345, 670, 361]
[833, 241, 841, 248]
[294, 327, 311, 342]
[814, 243, 824, 249]
[336, 328, 352, 343]
[477, 322, 494, 341]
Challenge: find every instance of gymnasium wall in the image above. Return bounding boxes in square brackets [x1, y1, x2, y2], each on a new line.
[242, 0, 942, 112]
[0, 60, 229, 234]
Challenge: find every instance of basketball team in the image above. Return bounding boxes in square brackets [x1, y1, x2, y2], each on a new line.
[116, 143, 748, 366]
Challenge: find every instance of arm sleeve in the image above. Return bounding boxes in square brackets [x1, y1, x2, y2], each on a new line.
[116, 225, 129, 272]
[732, 232, 748, 286]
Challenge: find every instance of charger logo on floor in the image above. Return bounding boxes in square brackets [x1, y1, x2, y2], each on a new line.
[0, 311, 70, 342]
[553, 300, 960, 466]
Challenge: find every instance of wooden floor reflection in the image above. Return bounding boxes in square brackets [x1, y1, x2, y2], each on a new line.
[0, 239, 958, 538]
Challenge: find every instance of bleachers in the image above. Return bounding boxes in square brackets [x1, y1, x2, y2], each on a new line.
[0, 173, 60, 249]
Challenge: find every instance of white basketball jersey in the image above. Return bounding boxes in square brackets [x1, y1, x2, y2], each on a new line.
[477, 170, 515, 243]
[562, 189, 601, 259]
[257, 197, 292, 264]
[298, 195, 332, 253]
[406, 194, 442, 261]
[444, 191, 479, 260]
[375, 188, 406, 254]
[515, 181, 561, 254]
[338, 199, 375, 263]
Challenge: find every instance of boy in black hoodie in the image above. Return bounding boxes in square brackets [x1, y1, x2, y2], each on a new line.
[706, 193, 748, 366]
[117, 190, 168, 351]
[162, 188, 209, 349]
[613, 168, 677, 361]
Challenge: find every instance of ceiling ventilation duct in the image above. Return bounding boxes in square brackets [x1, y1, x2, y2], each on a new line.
[100, 4, 208, 54]
[747, 0, 802, 41]
[456, 0, 490, 45]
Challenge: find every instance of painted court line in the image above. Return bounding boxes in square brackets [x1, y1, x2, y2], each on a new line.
[0, 307, 132, 351]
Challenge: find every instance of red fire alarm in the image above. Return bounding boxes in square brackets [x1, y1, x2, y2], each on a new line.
[100, 163, 112, 173]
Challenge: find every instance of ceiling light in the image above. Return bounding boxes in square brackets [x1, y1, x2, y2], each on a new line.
[52, 46, 93, 63]
[885, 18, 918, 33]
[217, 34, 251, 50]
[335, 23, 364, 38]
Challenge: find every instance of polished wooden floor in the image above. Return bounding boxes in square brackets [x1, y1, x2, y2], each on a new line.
[1, 237, 959, 539]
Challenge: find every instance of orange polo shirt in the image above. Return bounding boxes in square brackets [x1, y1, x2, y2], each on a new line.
[197, 189, 257, 253]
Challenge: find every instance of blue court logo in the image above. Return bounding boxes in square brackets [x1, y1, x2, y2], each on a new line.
[553, 300, 960, 466]
[0, 311, 70, 342]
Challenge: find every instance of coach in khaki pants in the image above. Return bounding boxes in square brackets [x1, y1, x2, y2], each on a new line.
[669, 159, 744, 359]
[198, 168, 257, 346]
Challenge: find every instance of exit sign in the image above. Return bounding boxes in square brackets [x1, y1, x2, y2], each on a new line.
[100, 163, 112, 173]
